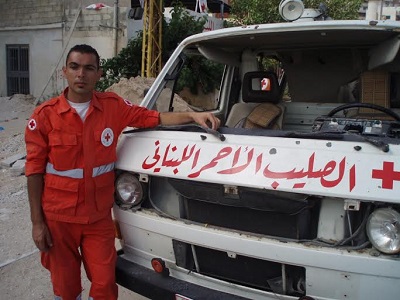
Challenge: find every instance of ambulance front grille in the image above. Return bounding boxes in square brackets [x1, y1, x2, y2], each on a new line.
[172, 240, 306, 297]
[168, 178, 320, 240]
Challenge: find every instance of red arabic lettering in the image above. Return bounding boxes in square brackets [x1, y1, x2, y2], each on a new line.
[349, 165, 356, 192]
[188, 147, 233, 178]
[320, 159, 344, 188]
[142, 140, 161, 169]
[218, 148, 255, 174]
[255, 153, 263, 174]
[142, 141, 199, 171]
[306, 153, 320, 178]
[263, 153, 349, 188]
[263, 165, 299, 179]
[142, 142, 357, 191]
[161, 145, 177, 167]
[232, 147, 241, 166]
[161, 144, 196, 167]
[192, 149, 201, 169]
[182, 145, 196, 163]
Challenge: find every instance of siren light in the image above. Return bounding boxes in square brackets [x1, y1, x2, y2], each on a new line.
[279, 0, 304, 21]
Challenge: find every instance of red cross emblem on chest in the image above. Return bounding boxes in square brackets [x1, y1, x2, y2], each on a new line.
[101, 128, 114, 147]
[105, 132, 111, 142]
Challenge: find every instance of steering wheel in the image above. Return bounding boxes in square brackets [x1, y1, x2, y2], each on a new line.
[327, 103, 400, 122]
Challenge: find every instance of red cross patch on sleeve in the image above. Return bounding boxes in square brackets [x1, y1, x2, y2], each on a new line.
[27, 119, 37, 131]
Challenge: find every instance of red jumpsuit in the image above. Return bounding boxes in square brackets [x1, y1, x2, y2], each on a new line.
[25, 88, 160, 299]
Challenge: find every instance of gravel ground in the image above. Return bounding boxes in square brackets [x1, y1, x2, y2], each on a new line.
[0, 95, 147, 300]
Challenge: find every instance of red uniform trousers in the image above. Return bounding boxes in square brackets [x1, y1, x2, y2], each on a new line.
[41, 216, 117, 300]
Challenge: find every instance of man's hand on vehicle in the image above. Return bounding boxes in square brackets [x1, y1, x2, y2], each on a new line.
[191, 112, 221, 130]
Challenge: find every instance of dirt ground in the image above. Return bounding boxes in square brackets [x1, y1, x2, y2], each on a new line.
[0, 82, 159, 299]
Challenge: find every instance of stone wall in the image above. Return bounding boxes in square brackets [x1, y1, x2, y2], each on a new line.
[0, 0, 130, 98]
[65, 7, 128, 37]
[0, 0, 66, 27]
[0, 0, 126, 29]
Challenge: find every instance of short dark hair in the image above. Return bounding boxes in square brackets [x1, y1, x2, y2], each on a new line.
[66, 44, 100, 68]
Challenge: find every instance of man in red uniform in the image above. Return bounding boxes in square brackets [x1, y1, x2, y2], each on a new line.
[25, 44, 220, 300]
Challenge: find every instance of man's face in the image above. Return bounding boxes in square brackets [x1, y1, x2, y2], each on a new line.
[63, 51, 102, 102]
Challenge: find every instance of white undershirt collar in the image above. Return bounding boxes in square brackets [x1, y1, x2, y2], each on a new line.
[68, 100, 91, 121]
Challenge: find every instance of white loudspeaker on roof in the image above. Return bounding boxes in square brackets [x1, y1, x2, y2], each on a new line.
[279, 0, 305, 21]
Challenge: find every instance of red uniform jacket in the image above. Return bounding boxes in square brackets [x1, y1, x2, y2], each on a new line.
[25, 88, 160, 224]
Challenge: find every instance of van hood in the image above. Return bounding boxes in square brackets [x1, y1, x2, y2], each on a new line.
[116, 129, 400, 203]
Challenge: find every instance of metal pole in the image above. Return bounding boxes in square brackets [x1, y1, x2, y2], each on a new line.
[113, 0, 119, 56]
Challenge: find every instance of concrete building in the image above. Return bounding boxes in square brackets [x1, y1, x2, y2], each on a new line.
[360, 0, 400, 20]
[0, 0, 131, 100]
[0, 0, 230, 100]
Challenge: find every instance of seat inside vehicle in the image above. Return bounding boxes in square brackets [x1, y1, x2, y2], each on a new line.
[225, 71, 285, 129]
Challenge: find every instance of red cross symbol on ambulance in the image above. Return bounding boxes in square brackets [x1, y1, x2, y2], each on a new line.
[372, 161, 400, 189]
[101, 128, 114, 147]
[261, 78, 271, 91]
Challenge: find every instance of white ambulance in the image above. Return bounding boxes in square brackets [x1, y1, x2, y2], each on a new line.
[113, 4, 400, 299]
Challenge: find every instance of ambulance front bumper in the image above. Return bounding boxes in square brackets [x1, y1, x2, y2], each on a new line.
[116, 251, 250, 300]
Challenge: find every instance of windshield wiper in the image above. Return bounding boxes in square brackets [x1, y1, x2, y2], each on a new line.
[313, 130, 390, 152]
[283, 131, 345, 140]
[348, 132, 390, 153]
[124, 124, 226, 141]
[284, 130, 389, 152]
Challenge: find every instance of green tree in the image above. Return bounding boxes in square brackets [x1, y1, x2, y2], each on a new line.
[230, 0, 282, 25]
[230, 0, 363, 25]
[96, 1, 209, 92]
[163, 2, 225, 94]
[305, 0, 363, 20]
[96, 33, 143, 91]
[163, 1, 206, 61]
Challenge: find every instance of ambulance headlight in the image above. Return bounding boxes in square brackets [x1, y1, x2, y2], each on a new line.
[366, 208, 400, 254]
[115, 173, 144, 208]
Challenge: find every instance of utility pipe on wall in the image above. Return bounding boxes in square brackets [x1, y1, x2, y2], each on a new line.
[113, 0, 119, 56]
[366, 0, 380, 20]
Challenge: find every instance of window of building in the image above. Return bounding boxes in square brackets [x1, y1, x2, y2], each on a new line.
[6, 45, 30, 96]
